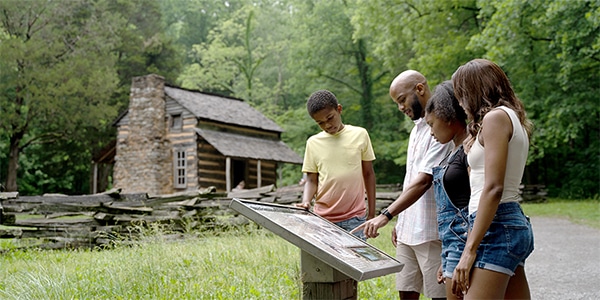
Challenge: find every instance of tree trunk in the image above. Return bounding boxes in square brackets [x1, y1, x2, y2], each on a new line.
[6, 134, 22, 192]
[355, 38, 374, 131]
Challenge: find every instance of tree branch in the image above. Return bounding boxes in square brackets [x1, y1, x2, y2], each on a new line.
[320, 73, 361, 94]
[19, 132, 64, 152]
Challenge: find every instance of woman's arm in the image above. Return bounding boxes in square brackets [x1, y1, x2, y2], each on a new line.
[452, 109, 512, 295]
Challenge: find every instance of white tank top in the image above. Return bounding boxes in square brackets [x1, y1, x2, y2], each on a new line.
[467, 106, 529, 214]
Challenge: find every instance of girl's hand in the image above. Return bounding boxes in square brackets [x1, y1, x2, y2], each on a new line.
[452, 251, 476, 296]
[437, 264, 444, 284]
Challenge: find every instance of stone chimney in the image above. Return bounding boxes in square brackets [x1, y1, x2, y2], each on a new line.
[113, 74, 172, 195]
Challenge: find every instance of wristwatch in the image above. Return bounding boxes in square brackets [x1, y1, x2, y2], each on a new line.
[381, 208, 393, 220]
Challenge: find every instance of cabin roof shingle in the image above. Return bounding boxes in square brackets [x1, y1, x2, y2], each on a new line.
[195, 128, 303, 164]
[165, 86, 283, 132]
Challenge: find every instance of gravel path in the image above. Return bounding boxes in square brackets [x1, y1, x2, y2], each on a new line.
[526, 217, 600, 299]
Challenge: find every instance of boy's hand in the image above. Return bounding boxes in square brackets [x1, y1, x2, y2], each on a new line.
[295, 202, 311, 210]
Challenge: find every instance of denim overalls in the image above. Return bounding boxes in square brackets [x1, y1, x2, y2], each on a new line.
[432, 148, 469, 278]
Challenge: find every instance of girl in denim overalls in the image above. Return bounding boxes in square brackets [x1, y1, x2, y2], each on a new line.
[424, 81, 470, 300]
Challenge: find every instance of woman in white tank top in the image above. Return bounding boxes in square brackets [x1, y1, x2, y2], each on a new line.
[450, 59, 535, 299]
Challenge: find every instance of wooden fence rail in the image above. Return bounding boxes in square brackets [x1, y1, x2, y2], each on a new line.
[0, 183, 541, 250]
[0, 185, 399, 250]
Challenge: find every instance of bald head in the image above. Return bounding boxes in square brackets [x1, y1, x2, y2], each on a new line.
[390, 70, 428, 97]
[389, 70, 431, 120]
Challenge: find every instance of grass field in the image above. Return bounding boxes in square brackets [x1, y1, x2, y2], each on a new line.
[0, 198, 597, 299]
[521, 198, 600, 229]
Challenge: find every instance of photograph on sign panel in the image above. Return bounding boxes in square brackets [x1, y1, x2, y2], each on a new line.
[245, 201, 390, 262]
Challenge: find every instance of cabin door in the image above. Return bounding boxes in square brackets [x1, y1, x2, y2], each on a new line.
[231, 159, 248, 189]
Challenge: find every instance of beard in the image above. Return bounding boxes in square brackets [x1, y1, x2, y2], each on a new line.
[410, 93, 423, 120]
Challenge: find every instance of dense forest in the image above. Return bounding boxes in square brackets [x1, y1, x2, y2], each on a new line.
[0, 0, 598, 199]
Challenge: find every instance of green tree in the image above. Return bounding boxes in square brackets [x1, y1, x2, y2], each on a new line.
[469, 0, 599, 198]
[110, 0, 183, 111]
[349, 0, 481, 183]
[177, 3, 265, 99]
[352, 0, 481, 84]
[0, 0, 121, 192]
[282, 0, 404, 183]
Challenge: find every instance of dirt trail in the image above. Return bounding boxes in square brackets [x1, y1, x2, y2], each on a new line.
[526, 217, 600, 299]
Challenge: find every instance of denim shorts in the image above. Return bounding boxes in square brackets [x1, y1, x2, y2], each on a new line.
[438, 209, 468, 278]
[335, 215, 366, 240]
[469, 202, 534, 276]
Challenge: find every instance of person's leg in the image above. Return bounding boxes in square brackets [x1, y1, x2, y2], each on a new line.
[396, 243, 422, 299]
[464, 268, 510, 299]
[414, 240, 446, 300]
[398, 291, 420, 299]
[443, 277, 461, 300]
[334, 216, 366, 240]
[465, 203, 532, 299]
[504, 265, 531, 299]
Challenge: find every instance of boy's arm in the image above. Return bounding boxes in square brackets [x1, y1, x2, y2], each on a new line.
[362, 160, 376, 219]
[296, 172, 318, 210]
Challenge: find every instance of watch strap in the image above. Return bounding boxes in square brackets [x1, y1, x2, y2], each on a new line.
[381, 208, 393, 221]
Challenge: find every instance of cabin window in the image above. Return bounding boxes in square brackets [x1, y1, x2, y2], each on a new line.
[171, 114, 183, 131]
[174, 150, 186, 189]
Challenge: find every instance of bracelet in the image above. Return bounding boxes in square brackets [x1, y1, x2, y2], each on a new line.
[381, 208, 393, 221]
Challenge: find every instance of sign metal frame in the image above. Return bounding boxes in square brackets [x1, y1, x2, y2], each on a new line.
[229, 198, 403, 281]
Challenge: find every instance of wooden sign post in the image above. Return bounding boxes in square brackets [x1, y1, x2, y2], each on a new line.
[229, 199, 403, 300]
[301, 250, 357, 299]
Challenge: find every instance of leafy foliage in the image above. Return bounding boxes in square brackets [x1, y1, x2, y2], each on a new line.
[0, 0, 122, 193]
[0, 0, 597, 198]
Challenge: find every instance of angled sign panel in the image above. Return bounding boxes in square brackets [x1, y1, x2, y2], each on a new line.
[229, 198, 403, 281]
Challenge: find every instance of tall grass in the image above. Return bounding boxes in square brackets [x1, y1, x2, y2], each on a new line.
[0, 224, 400, 299]
[1, 198, 596, 299]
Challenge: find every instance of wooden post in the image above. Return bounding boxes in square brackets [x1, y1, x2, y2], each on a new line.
[92, 162, 98, 194]
[257, 160, 262, 188]
[226, 157, 231, 192]
[301, 250, 357, 300]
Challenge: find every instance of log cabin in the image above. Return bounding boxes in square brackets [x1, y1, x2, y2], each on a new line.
[92, 74, 302, 195]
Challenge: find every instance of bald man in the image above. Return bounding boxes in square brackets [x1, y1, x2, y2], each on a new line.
[358, 71, 451, 299]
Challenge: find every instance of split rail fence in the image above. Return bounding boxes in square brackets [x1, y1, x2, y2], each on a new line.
[0, 183, 543, 251]
[0, 184, 401, 250]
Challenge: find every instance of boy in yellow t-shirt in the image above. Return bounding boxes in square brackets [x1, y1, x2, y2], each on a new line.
[295, 90, 376, 240]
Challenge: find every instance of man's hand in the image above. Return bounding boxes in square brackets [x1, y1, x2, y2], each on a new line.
[350, 214, 389, 238]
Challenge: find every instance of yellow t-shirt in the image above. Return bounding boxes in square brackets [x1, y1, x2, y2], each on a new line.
[302, 125, 376, 222]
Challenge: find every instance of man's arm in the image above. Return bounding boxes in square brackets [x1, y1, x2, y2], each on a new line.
[362, 160, 376, 219]
[354, 172, 432, 238]
[385, 172, 432, 216]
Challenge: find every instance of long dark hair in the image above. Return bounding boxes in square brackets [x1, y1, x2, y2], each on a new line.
[452, 59, 532, 147]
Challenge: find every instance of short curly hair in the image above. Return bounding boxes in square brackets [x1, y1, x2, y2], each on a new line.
[425, 80, 466, 125]
[307, 90, 338, 116]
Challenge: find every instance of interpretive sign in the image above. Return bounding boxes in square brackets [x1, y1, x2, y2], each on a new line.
[229, 198, 403, 281]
